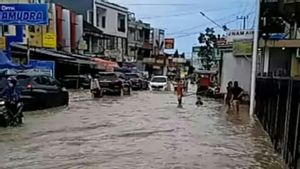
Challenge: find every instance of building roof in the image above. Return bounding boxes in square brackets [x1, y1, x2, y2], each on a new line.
[95, 0, 128, 12]
[83, 21, 103, 37]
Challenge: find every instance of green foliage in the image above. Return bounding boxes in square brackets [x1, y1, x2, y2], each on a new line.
[197, 27, 217, 70]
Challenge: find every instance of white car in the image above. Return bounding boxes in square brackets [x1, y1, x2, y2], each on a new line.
[149, 76, 169, 91]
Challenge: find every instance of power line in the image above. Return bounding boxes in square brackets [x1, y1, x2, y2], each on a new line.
[119, 3, 199, 6]
[173, 19, 239, 39]
[200, 11, 254, 30]
[138, 7, 237, 20]
[140, 11, 199, 19]
[167, 11, 245, 35]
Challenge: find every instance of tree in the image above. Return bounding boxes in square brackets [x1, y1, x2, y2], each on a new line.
[198, 27, 217, 70]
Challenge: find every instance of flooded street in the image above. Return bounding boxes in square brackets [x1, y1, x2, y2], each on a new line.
[0, 90, 283, 169]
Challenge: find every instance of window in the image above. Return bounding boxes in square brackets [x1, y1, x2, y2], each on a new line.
[96, 13, 100, 27]
[87, 10, 93, 24]
[35, 76, 51, 86]
[3, 26, 9, 34]
[48, 77, 61, 86]
[102, 16, 106, 28]
[151, 77, 167, 83]
[117, 14, 126, 32]
[139, 30, 143, 40]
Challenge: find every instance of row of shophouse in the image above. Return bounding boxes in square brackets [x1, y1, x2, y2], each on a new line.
[0, 0, 173, 78]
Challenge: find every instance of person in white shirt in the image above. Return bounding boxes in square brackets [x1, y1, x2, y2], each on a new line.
[90, 78, 102, 98]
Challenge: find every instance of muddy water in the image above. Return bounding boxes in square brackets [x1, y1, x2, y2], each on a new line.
[0, 90, 284, 169]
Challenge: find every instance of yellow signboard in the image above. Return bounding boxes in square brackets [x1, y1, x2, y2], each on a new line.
[43, 33, 57, 48]
[0, 37, 6, 50]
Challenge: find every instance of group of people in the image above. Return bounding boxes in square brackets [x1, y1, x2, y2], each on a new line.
[225, 81, 244, 112]
[175, 77, 244, 112]
[175, 77, 204, 107]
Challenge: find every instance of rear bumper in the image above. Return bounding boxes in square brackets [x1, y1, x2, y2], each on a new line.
[149, 85, 167, 91]
[101, 87, 121, 93]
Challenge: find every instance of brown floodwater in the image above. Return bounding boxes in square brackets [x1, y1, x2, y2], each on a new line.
[0, 89, 284, 169]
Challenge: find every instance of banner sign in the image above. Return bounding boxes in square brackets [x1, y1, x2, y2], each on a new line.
[192, 46, 201, 52]
[0, 4, 48, 25]
[165, 38, 175, 49]
[233, 40, 253, 56]
[43, 33, 56, 48]
[226, 29, 254, 43]
[29, 60, 55, 77]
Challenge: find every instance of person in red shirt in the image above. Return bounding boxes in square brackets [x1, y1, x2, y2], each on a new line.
[176, 79, 184, 106]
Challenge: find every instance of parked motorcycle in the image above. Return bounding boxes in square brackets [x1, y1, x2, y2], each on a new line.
[0, 99, 24, 127]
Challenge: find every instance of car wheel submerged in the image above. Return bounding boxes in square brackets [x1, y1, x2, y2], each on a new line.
[127, 87, 132, 95]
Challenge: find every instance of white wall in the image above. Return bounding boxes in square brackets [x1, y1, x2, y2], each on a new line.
[221, 52, 252, 94]
[94, 1, 128, 38]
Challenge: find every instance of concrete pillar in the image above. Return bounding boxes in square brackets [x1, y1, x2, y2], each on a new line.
[89, 37, 92, 53]
[263, 48, 270, 73]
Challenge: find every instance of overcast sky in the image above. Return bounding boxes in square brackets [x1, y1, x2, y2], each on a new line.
[110, 0, 256, 56]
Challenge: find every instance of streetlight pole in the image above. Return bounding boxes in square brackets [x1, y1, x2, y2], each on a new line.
[250, 0, 261, 116]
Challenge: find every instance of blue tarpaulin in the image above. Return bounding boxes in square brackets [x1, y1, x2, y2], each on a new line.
[0, 51, 32, 69]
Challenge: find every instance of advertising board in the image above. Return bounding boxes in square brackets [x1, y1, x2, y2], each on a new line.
[0, 4, 48, 25]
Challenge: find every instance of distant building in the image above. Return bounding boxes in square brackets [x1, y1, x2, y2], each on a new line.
[51, 0, 129, 62]
[257, 0, 300, 77]
[127, 14, 152, 63]
[141, 28, 166, 75]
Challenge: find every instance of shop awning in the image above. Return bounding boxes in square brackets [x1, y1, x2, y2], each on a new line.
[91, 58, 119, 72]
[11, 43, 75, 60]
[10, 43, 107, 70]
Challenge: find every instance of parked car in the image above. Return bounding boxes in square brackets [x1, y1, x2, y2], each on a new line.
[0, 74, 69, 110]
[60, 75, 91, 89]
[97, 72, 132, 96]
[149, 76, 169, 91]
[125, 73, 148, 90]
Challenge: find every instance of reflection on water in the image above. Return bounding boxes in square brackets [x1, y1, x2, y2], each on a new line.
[0, 90, 284, 169]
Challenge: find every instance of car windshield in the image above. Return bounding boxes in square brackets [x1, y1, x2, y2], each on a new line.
[125, 74, 139, 79]
[99, 73, 118, 80]
[151, 77, 167, 83]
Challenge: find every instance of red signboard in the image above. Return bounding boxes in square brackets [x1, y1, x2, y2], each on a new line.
[165, 38, 175, 49]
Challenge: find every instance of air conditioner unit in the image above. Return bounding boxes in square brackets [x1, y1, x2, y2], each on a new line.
[296, 48, 300, 59]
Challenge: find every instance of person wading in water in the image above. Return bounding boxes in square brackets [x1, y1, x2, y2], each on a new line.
[176, 79, 184, 107]
[231, 81, 244, 113]
[225, 81, 233, 111]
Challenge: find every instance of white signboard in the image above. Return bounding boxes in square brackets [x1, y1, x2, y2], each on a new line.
[226, 29, 254, 43]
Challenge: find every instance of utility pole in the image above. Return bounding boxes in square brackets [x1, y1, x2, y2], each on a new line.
[250, 0, 261, 116]
[237, 16, 249, 29]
